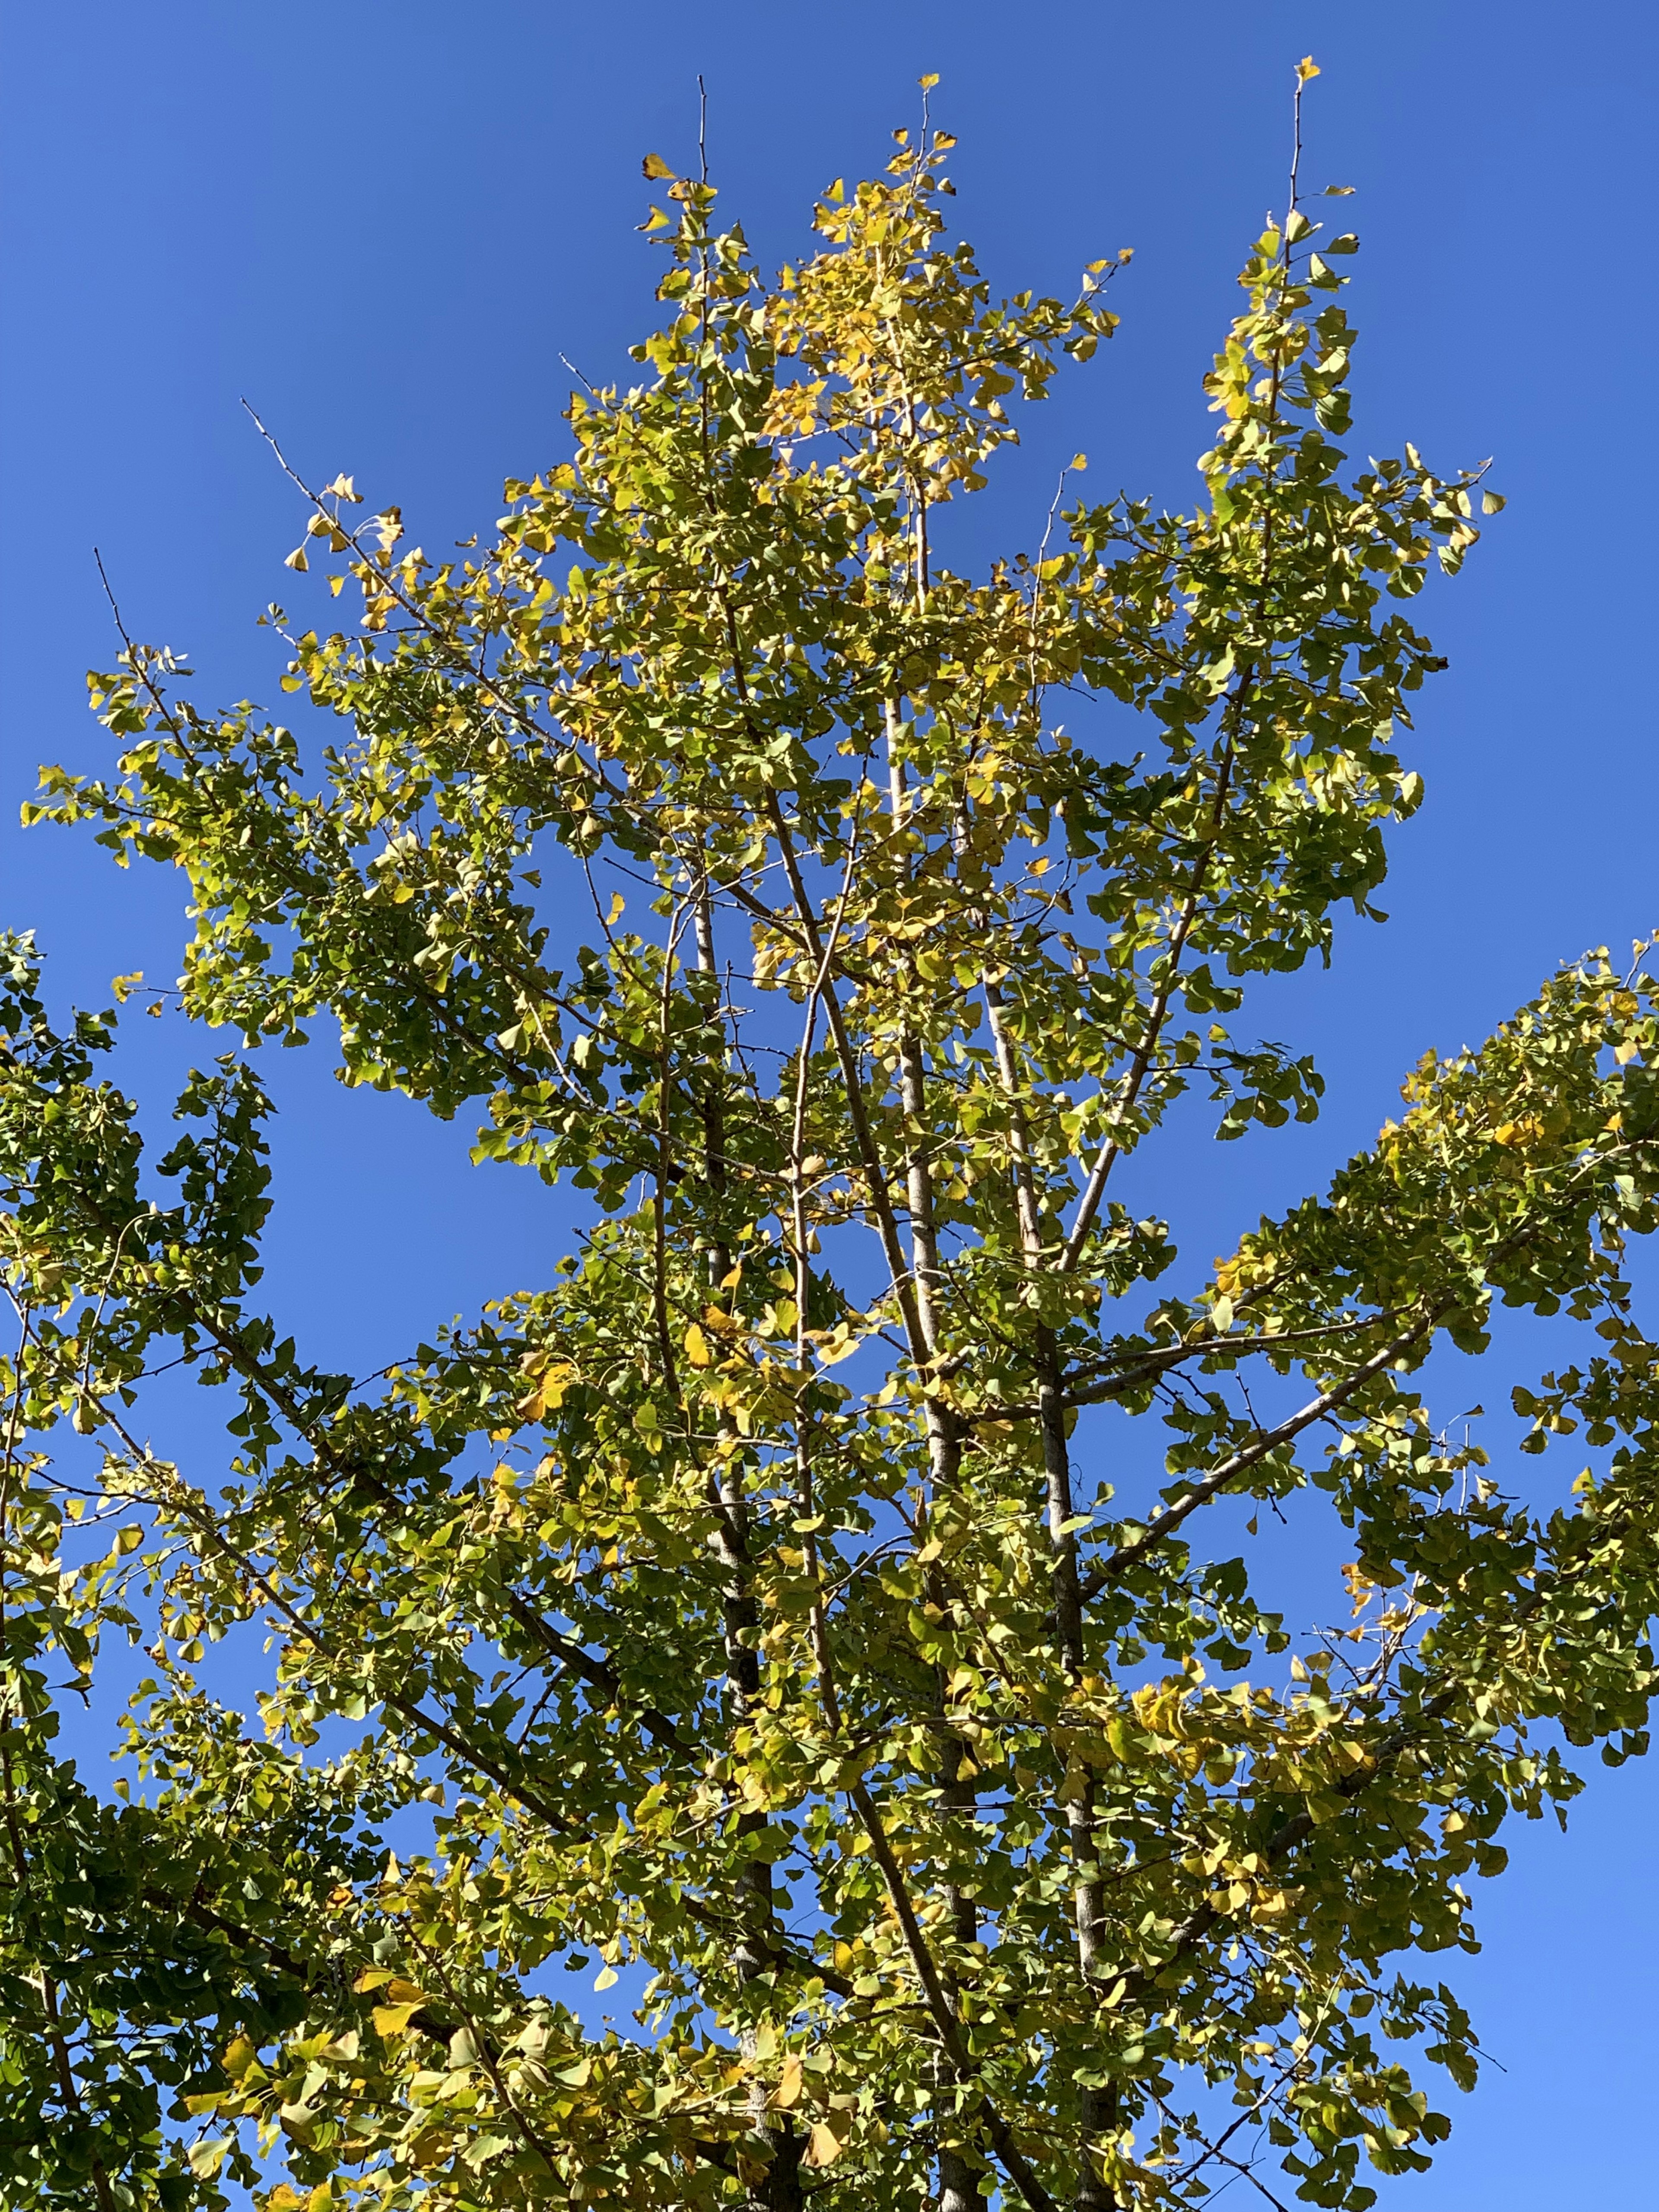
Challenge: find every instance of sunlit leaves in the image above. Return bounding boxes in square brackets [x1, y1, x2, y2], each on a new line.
[8, 82, 1651, 2212]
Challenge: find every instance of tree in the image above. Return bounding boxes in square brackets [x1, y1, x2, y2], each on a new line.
[3, 60, 1657, 2212]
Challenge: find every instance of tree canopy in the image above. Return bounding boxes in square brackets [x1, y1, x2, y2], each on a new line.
[4, 65, 1657, 2212]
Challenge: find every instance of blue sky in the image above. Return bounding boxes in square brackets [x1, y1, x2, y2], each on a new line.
[3, 2, 1656, 2202]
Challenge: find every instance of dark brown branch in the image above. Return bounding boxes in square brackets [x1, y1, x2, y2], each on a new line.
[1078, 1296, 1455, 1600]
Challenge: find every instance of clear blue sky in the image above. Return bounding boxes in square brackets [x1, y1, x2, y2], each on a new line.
[2, 3, 1656, 2202]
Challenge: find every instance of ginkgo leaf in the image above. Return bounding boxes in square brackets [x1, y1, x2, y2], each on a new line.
[188, 2138, 233, 2180]
[806, 2121, 846, 2167]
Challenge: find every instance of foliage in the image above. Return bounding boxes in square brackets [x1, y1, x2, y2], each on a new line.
[5, 67, 1656, 2212]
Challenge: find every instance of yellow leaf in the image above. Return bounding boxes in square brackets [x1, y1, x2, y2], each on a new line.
[806, 2121, 845, 2168]
[642, 152, 676, 180]
[284, 547, 309, 572]
[774, 2056, 803, 2109]
[685, 1322, 712, 1368]
[1494, 1117, 1541, 1148]
[373, 2003, 421, 2037]
[918, 72, 940, 89]
[1296, 54, 1320, 81]
[188, 2137, 233, 2181]
[594, 1964, 619, 1990]
[518, 1356, 577, 1420]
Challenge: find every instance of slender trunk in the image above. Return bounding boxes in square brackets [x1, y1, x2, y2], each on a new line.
[695, 874, 801, 2212]
[983, 981, 1115, 2209]
[934, 1728, 982, 2212]
[693, 874, 730, 1293]
[930, 1576, 979, 2212]
[889, 709, 980, 2212]
[1046, 1348, 1115, 2212]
